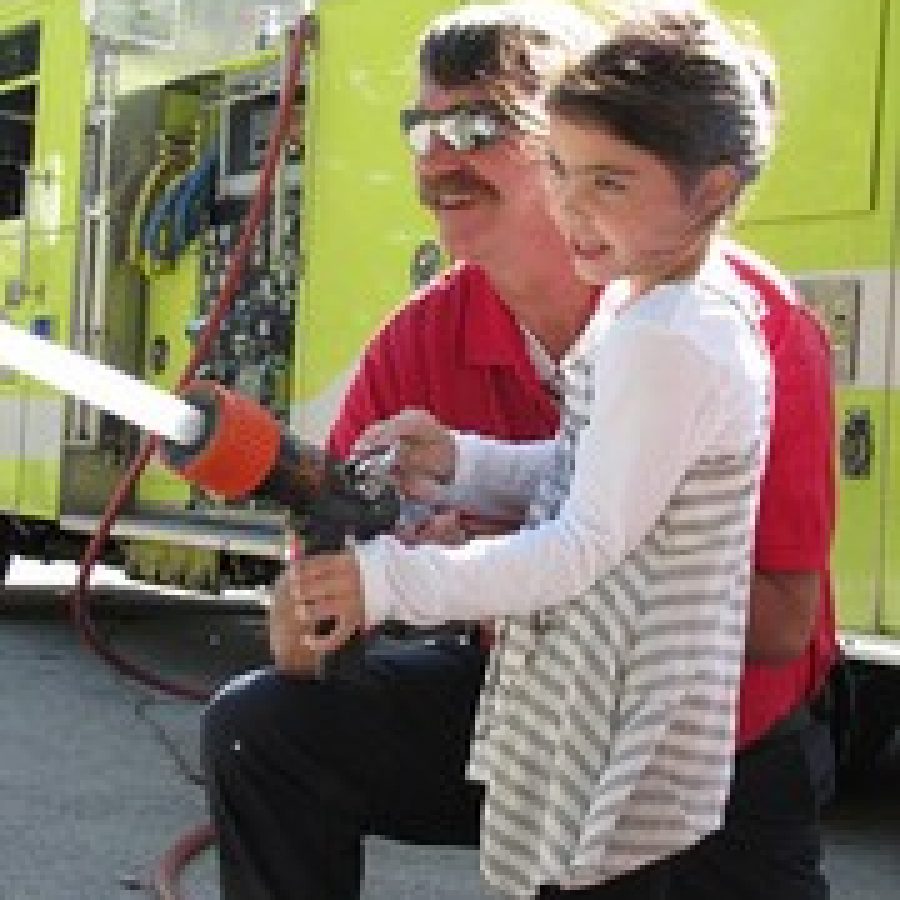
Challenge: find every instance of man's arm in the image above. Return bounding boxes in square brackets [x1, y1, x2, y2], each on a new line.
[746, 570, 820, 662]
[749, 303, 835, 664]
[328, 339, 418, 459]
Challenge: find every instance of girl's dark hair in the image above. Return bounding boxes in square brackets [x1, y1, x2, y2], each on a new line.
[545, 2, 777, 188]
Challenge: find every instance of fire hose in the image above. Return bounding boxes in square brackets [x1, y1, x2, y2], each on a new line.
[0, 17, 379, 899]
[86, 21, 310, 898]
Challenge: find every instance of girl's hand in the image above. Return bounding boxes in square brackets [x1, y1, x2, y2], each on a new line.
[354, 409, 456, 500]
[268, 552, 365, 672]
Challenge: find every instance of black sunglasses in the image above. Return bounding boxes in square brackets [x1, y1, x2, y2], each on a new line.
[400, 104, 511, 157]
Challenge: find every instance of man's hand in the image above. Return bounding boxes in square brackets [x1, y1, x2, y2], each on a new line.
[268, 552, 365, 672]
[396, 508, 524, 546]
[396, 509, 467, 545]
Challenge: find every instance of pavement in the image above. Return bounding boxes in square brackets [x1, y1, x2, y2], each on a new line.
[0, 559, 487, 900]
[1, 558, 899, 900]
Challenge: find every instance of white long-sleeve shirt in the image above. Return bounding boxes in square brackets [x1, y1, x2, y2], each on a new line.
[356, 251, 768, 630]
[354, 245, 771, 896]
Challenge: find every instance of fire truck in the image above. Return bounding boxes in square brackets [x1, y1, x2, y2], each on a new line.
[0, 0, 897, 759]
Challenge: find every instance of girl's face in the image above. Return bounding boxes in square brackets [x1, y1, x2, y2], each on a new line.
[541, 112, 736, 293]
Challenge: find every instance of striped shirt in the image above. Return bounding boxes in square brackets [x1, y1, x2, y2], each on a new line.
[358, 245, 771, 896]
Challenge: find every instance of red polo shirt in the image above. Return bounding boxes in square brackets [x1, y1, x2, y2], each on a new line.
[328, 262, 560, 457]
[329, 252, 838, 751]
[726, 248, 838, 748]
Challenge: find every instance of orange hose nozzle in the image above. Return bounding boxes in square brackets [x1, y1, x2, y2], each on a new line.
[164, 381, 283, 501]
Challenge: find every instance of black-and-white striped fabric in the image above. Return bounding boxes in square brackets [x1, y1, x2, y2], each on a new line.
[469, 289, 769, 896]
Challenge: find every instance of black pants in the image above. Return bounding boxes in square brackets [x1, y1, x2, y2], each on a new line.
[204, 635, 832, 900]
[668, 705, 835, 900]
[538, 854, 674, 898]
[204, 635, 486, 900]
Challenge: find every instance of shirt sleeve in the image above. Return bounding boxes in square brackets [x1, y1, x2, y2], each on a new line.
[358, 325, 729, 627]
[755, 310, 835, 571]
[432, 431, 558, 517]
[327, 339, 414, 459]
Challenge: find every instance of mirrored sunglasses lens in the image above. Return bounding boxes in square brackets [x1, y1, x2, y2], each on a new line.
[467, 112, 504, 148]
[407, 120, 434, 157]
[404, 110, 504, 156]
[436, 117, 469, 151]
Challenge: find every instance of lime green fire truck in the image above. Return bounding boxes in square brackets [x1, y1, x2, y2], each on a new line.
[0, 0, 897, 758]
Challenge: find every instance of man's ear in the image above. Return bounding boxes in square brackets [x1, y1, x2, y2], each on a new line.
[689, 164, 742, 229]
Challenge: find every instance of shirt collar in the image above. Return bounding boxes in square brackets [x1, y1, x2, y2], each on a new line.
[697, 238, 765, 326]
[461, 264, 529, 368]
[561, 281, 626, 368]
[560, 240, 762, 370]
[461, 263, 605, 369]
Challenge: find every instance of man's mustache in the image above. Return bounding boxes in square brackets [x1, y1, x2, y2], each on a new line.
[419, 171, 500, 208]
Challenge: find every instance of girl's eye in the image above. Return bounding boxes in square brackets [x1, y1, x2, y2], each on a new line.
[593, 175, 625, 192]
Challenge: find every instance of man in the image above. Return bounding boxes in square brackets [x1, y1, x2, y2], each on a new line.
[203, 5, 836, 899]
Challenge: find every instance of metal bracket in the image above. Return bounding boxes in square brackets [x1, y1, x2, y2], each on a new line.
[840, 632, 900, 667]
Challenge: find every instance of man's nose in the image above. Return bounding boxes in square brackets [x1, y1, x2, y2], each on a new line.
[415, 134, 465, 171]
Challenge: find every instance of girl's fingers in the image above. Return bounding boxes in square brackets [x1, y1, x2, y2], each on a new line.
[354, 411, 425, 455]
[352, 410, 447, 473]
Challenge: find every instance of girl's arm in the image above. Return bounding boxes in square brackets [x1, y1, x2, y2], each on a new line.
[357, 324, 730, 628]
[355, 407, 558, 514]
[433, 431, 558, 516]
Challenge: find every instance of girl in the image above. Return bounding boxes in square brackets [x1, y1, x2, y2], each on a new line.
[281, 3, 774, 897]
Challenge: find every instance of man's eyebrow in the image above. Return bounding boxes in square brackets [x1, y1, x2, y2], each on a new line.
[403, 102, 506, 121]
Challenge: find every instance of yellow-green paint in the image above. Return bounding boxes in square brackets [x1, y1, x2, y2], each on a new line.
[0, 231, 21, 511]
[719, 0, 887, 222]
[834, 390, 889, 633]
[729, 0, 900, 272]
[0, 460, 17, 513]
[16, 457, 61, 518]
[0, 0, 89, 518]
[729, 0, 896, 272]
[136, 249, 200, 510]
[295, 0, 457, 402]
[117, 40, 281, 97]
[885, 389, 900, 633]
[712, 0, 900, 639]
[0, 0, 897, 639]
[123, 539, 221, 592]
[0, 72, 39, 96]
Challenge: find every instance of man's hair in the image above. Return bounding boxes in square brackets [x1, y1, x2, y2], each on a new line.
[419, 2, 602, 94]
[545, 1, 778, 187]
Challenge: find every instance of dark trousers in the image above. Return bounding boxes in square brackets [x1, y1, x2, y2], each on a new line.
[204, 634, 833, 900]
[538, 854, 674, 898]
[668, 706, 835, 900]
[204, 635, 486, 900]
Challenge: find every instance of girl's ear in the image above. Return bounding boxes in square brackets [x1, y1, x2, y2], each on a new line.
[688, 164, 742, 230]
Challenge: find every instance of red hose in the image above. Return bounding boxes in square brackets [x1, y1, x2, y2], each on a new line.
[68, 17, 310, 698]
[65, 20, 313, 899]
[151, 821, 217, 900]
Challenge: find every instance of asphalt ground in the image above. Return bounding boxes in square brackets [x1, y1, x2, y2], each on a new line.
[1, 559, 898, 900]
